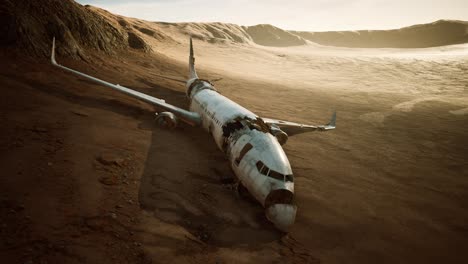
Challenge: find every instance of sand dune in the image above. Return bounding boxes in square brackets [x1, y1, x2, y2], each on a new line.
[294, 20, 468, 48]
[245, 24, 307, 47]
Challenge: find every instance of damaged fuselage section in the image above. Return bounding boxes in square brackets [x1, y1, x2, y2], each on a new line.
[187, 79, 296, 231]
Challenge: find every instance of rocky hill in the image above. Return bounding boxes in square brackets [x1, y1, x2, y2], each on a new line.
[0, 0, 155, 59]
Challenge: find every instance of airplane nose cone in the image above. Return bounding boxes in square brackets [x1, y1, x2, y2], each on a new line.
[265, 203, 297, 232]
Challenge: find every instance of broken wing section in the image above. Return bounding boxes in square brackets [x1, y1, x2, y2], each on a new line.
[51, 37, 201, 126]
[263, 111, 336, 136]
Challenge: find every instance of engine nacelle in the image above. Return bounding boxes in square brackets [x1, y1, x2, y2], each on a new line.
[155, 112, 178, 129]
[270, 126, 288, 145]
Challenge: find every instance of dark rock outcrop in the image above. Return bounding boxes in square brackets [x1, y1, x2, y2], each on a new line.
[0, 0, 152, 59]
[127, 32, 151, 51]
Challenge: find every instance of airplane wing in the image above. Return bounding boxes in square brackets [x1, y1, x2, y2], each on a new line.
[50, 37, 201, 126]
[263, 111, 336, 136]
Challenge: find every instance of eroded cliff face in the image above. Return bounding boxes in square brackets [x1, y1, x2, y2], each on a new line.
[0, 0, 154, 59]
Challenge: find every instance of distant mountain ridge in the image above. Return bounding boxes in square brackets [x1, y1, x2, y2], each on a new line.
[292, 20, 468, 48]
[1, 0, 467, 59]
[156, 20, 468, 48]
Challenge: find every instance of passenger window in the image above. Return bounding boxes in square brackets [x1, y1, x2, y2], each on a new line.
[235, 143, 253, 165]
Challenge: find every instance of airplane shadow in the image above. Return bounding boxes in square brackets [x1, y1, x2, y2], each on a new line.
[5, 71, 283, 247]
[136, 77, 283, 247]
[0, 72, 150, 119]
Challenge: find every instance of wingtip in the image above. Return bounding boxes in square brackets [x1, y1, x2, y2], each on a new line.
[51, 36, 57, 65]
[329, 111, 337, 127]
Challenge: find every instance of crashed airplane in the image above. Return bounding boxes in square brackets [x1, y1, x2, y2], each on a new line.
[51, 37, 336, 231]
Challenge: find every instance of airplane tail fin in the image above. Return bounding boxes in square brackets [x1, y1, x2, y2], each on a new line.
[189, 37, 198, 79]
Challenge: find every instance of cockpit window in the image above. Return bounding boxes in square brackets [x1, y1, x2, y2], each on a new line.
[256, 161, 263, 171]
[256, 161, 269, 175]
[255, 161, 292, 182]
[268, 170, 284, 181]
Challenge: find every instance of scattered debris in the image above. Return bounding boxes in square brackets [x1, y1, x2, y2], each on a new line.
[184, 234, 204, 245]
[99, 175, 120, 186]
[70, 110, 89, 117]
[96, 154, 126, 167]
[133, 241, 142, 247]
[32, 126, 48, 133]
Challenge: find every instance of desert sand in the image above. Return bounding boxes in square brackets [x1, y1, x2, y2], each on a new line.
[1, 1, 468, 263]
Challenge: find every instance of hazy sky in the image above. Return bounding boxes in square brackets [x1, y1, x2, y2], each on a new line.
[76, 0, 468, 31]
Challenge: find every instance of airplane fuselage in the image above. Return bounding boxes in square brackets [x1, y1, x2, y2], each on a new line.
[186, 78, 297, 231]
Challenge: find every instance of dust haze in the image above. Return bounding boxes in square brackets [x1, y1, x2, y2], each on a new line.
[1, 1, 467, 263]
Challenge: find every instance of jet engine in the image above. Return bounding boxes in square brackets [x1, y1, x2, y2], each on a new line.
[155, 112, 178, 129]
[270, 126, 288, 145]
